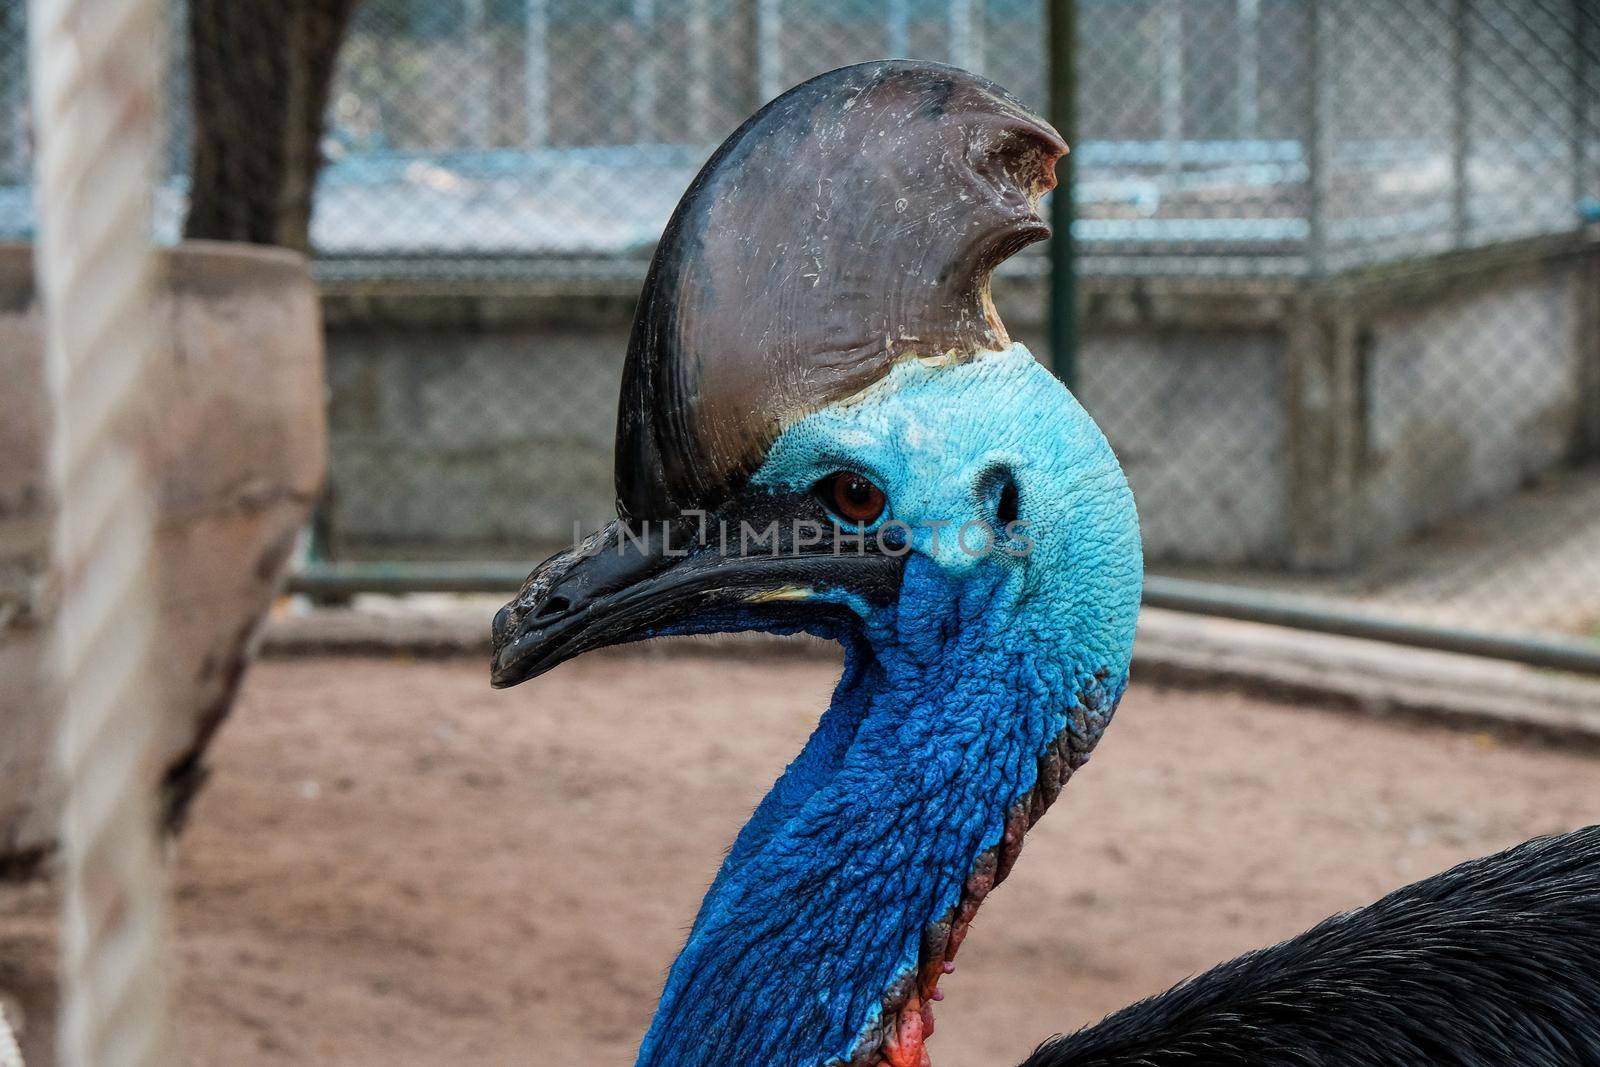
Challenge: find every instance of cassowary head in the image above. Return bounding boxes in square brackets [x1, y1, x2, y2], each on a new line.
[493, 61, 1143, 1067]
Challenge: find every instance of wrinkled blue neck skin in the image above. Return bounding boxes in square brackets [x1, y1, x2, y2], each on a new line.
[636, 345, 1143, 1067]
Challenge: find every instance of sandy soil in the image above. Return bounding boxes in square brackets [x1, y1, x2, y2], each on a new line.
[3, 650, 1598, 1066]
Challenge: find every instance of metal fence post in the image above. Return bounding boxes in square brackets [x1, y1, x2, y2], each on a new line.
[1306, 0, 1325, 276]
[949, 0, 983, 72]
[887, 0, 910, 57]
[1048, 0, 1077, 389]
[1160, 0, 1183, 183]
[688, 0, 713, 142]
[1451, 0, 1470, 248]
[634, 0, 658, 144]
[465, 0, 491, 147]
[1290, 0, 1363, 569]
[1237, 0, 1260, 140]
[525, 0, 549, 147]
[0, 3, 19, 181]
[1580, 0, 1600, 468]
[755, 0, 782, 106]
[1572, 0, 1589, 223]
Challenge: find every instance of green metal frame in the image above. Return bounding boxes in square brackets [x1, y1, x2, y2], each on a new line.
[1046, 0, 1076, 388]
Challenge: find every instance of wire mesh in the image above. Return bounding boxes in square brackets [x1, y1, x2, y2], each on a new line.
[4, 0, 1597, 649]
[0, 1, 1592, 265]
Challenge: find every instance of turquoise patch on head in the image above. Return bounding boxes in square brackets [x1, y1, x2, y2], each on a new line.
[754, 342, 1143, 680]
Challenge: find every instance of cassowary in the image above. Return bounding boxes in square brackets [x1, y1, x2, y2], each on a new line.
[490, 61, 1600, 1067]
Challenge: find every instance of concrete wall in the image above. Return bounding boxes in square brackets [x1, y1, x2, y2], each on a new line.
[323, 279, 1297, 566]
[318, 234, 1600, 570]
[326, 320, 626, 557]
[1357, 263, 1590, 552]
[1079, 328, 1289, 565]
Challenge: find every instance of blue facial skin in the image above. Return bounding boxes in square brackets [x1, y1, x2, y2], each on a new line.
[636, 344, 1144, 1067]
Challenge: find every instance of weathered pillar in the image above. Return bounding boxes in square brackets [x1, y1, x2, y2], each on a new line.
[1284, 290, 1365, 570]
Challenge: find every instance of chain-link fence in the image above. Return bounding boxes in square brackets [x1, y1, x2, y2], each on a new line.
[312, 0, 1057, 277]
[2, 1, 1598, 651]
[6, 2, 1592, 271]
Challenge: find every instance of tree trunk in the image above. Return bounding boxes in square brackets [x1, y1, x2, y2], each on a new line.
[183, 0, 359, 254]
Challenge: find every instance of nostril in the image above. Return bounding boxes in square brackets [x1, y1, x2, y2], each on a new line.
[536, 595, 572, 619]
[492, 604, 517, 639]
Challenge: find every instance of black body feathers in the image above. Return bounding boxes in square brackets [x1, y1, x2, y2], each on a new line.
[1023, 825, 1600, 1067]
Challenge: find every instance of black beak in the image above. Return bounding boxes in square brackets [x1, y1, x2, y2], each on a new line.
[490, 504, 903, 688]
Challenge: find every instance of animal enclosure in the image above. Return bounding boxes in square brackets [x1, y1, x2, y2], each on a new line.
[2, 1, 1597, 646]
[2, 3, 1599, 1063]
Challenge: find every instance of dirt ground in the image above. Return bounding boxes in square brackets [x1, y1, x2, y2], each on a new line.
[3, 649, 1599, 1066]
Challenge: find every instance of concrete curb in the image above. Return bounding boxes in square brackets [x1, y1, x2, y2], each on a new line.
[260, 605, 1600, 746]
[1133, 611, 1600, 748]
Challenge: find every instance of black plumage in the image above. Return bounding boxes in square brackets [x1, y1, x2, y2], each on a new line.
[1023, 824, 1600, 1067]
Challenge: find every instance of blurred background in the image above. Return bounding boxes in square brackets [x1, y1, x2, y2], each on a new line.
[2, 3, 1600, 1064]
[4, 0, 1598, 647]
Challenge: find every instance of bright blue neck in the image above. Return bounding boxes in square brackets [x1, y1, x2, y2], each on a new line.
[636, 557, 1124, 1067]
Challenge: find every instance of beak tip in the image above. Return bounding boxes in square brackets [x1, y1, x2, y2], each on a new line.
[490, 635, 538, 688]
[489, 629, 530, 688]
[490, 659, 535, 690]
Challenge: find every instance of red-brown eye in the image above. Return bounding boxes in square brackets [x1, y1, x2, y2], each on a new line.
[818, 471, 887, 526]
